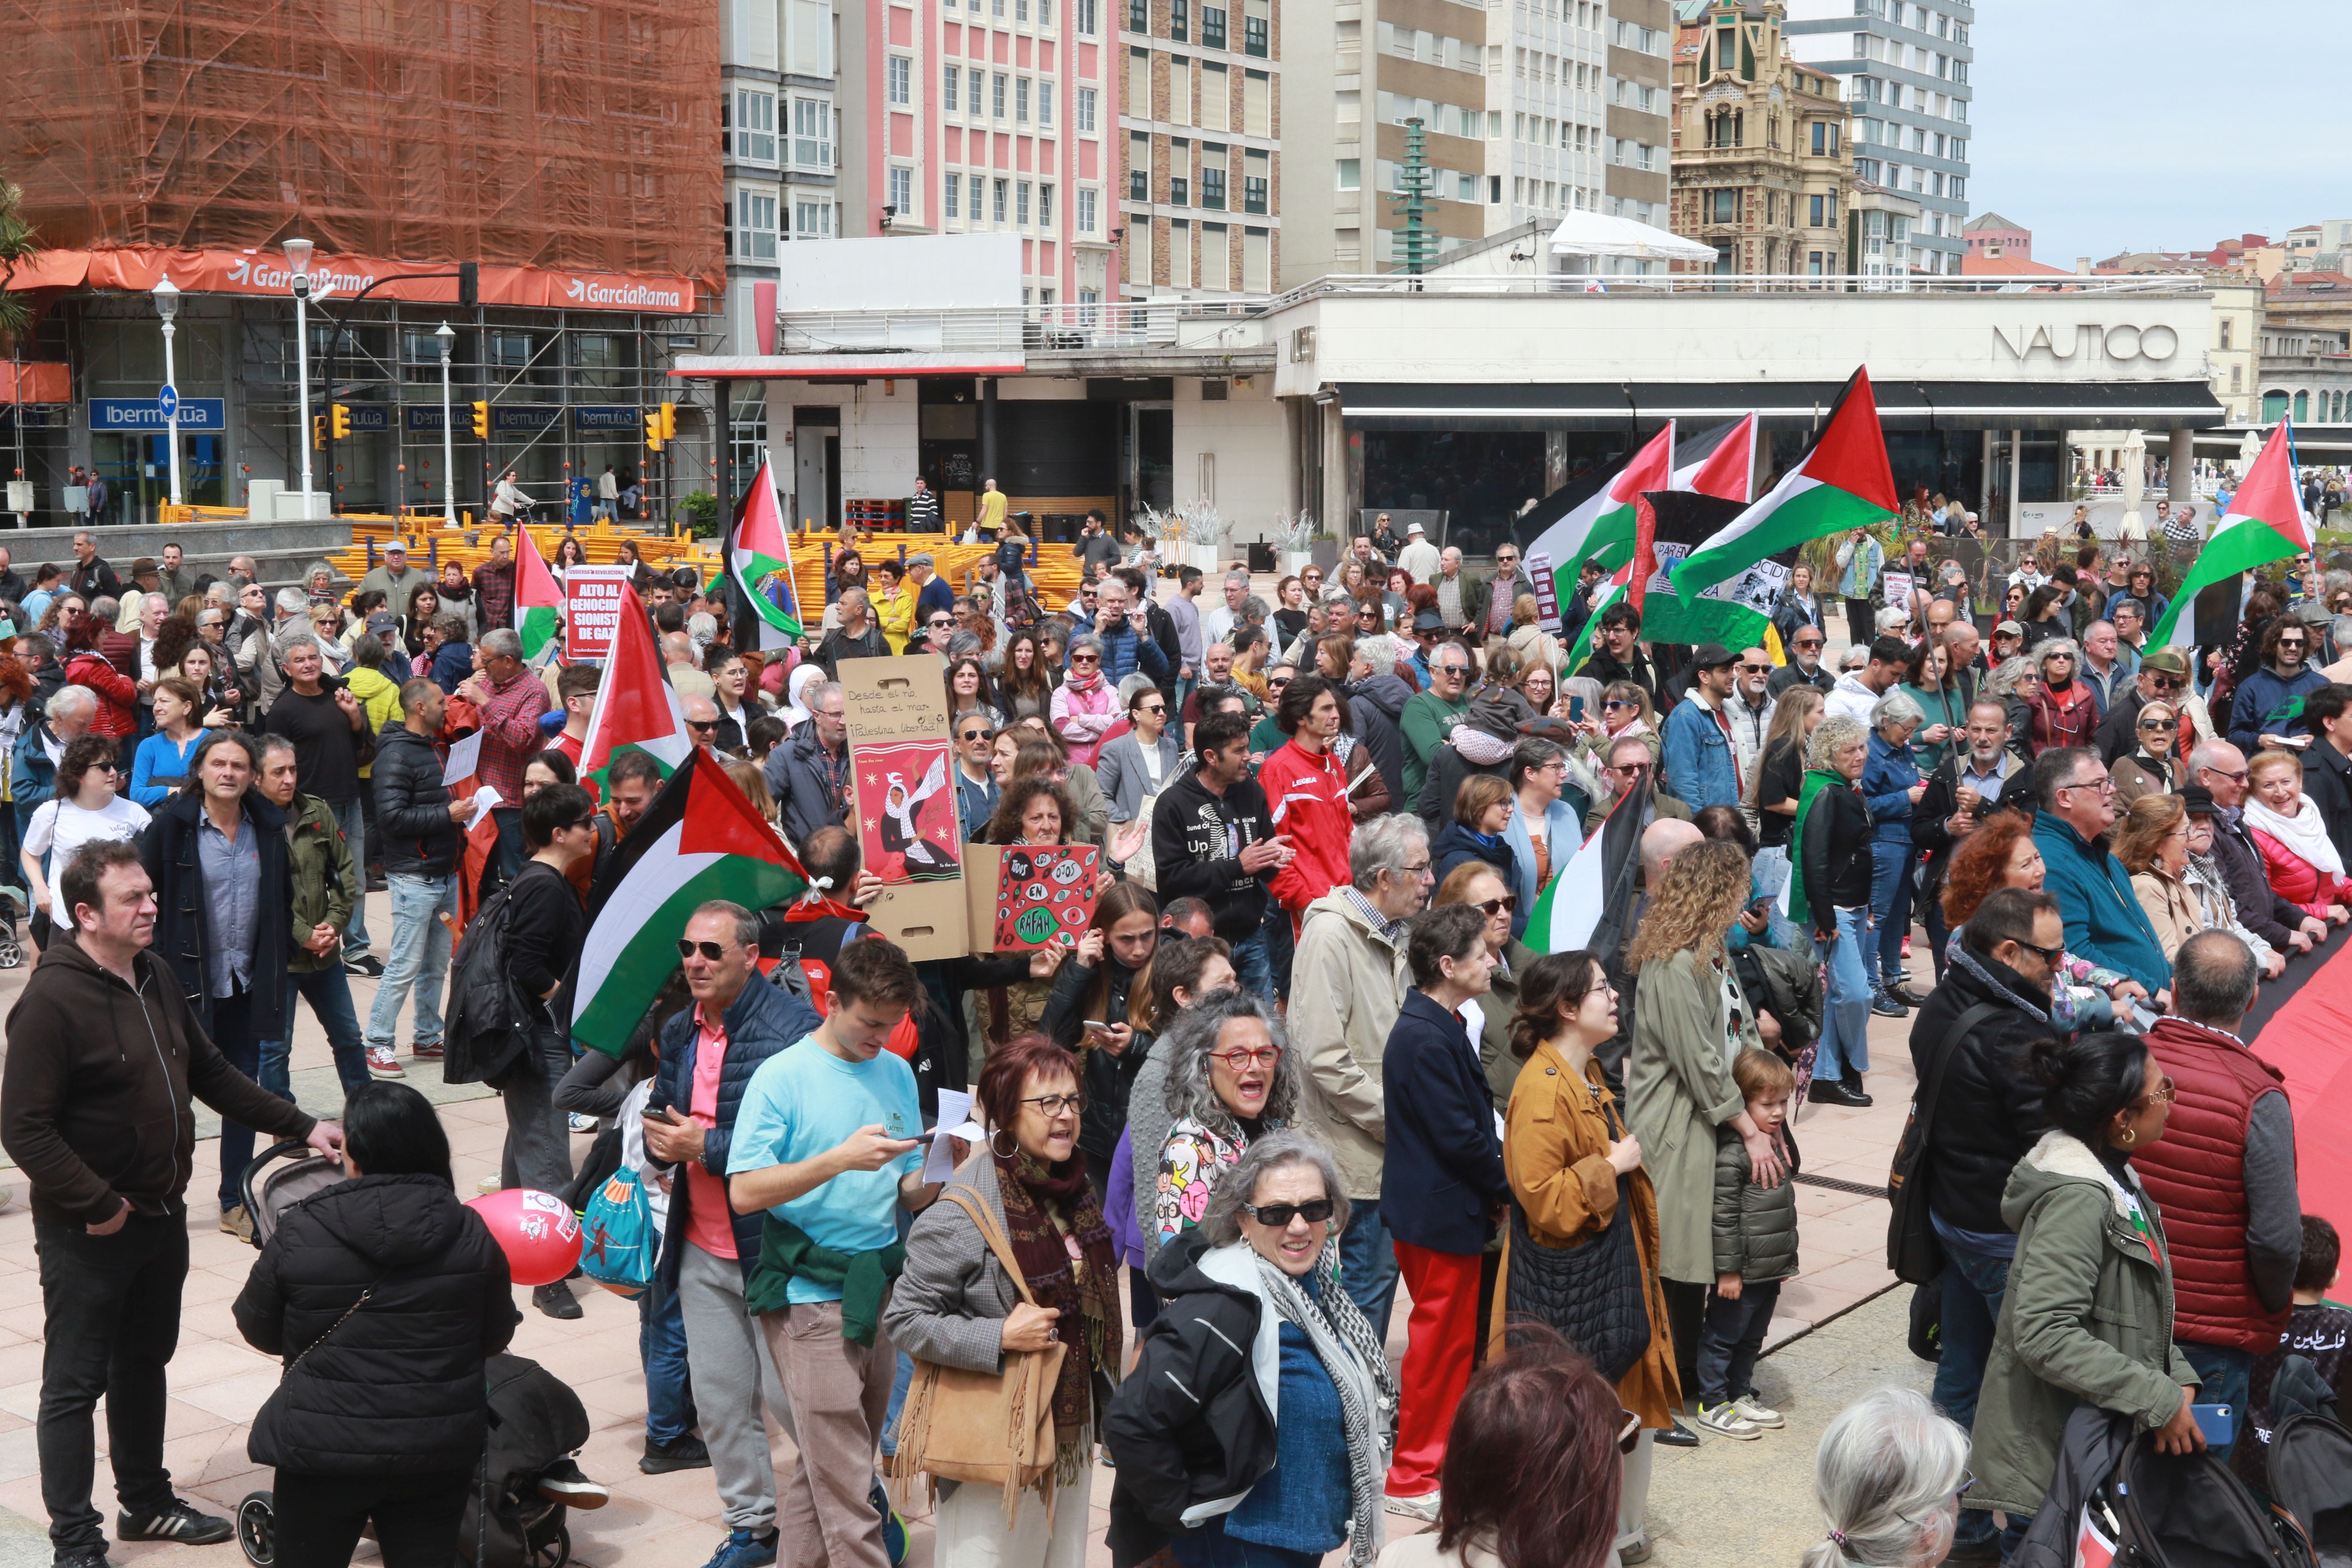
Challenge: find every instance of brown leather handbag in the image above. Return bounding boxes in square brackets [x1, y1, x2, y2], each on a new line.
[883, 1186, 1068, 1521]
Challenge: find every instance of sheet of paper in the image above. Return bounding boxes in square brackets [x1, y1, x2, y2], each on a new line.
[465, 785, 502, 832]
[921, 1089, 982, 1183]
[442, 729, 483, 784]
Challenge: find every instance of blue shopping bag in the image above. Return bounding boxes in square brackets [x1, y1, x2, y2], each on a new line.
[579, 1166, 657, 1298]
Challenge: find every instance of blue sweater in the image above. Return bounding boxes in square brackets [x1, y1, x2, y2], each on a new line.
[2228, 665, 2327, 756]
[1223, 1275, 1352, 1555]
[1860, 731, 1923, 848]
[2032, 813, 2170, 992]
[129, 729, 204, 806]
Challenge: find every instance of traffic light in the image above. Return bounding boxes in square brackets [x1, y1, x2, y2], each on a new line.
[330, 404, 351, 440]
[470, 400, 490, 440]
[658, 402, 677, 441]
[312, 414, 325, 449]
[643, 410, 664, 453]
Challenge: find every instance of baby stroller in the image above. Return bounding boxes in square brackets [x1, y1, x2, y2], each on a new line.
[0, 890, 24, 969]
[233, 1144, 590, 1568]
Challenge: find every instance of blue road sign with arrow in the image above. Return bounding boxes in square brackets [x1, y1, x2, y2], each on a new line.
[157, 385, 179, 419]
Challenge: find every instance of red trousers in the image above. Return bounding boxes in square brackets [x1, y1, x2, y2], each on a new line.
[1387, 1240, 1482, 1497]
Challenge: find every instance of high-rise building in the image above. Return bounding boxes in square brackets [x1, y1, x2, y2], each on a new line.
[832, 0, 1118, 308]
[1479, 0, 1606, 237]
[1781, 0, 1972, 276]
[1600, 0, 1673, 230]
[1666, 0, 1853, 276]
[1282, 0, 1489, 280]
[1118, 0, 1283, 295]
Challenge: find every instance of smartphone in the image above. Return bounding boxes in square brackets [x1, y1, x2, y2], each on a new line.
[2192, 1403, 2235, 1447]
[1568, 694, 1586, 723]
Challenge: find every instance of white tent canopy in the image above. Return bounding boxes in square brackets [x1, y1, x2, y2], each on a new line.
[1546, 211, 1718, 263]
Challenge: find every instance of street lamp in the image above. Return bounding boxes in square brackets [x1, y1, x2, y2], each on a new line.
[283, 237, 316, 511]
[152, 276, 184, 507]
[435, 322, 457, 527]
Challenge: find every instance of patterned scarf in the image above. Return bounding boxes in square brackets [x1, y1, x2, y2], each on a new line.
[993, 1149, 1122, 1483]
[1251, 1244, 1398, 1568]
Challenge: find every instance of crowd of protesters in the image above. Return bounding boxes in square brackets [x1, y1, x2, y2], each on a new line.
[0, 511, 2346, 1568]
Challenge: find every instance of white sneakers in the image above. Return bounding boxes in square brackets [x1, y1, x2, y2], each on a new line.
[1695, 1402, 1762, 1440]
[1732, 1392, 1785, 1428]
[1383, 1492, 1442, 1522]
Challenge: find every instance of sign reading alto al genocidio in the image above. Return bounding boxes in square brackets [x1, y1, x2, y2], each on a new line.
[564, 567, 632, 662]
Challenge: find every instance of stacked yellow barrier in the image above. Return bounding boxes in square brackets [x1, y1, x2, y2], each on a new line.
[779, 533, 1089, 627]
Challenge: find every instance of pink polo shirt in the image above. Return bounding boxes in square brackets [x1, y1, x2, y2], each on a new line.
[684, 1004, 738, 1259]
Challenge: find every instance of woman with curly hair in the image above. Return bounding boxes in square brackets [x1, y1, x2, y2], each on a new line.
[1151, 989, 1301, 1248]
[1940, 810, 2141, 1033]
[1005, 717, 1108, 845]
[1623, 837, 1782, 1409]
[982, 774, 1112, 1041]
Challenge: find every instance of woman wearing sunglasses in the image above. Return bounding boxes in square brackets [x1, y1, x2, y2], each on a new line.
[1106, 1129, 1396, 1568]
[1500, 949, 1680, 1562]
[1433, 860, 1533, 1108]
[1151, 989, 1299, 1250]
[884, 1033, 1124, 1568]
[18, 732, 149, 953]
[2109, 701, 2180, 806]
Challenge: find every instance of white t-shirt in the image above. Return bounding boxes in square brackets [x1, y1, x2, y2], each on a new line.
[23, 795, 151, 922]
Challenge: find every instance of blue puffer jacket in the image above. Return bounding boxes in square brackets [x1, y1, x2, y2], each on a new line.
[648, 974, 824, 1286]
[1860, 731, 1923, 848]
[1088, 619, 1171, 689]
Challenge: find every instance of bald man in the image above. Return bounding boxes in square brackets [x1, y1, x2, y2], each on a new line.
[663, 632, 715, 699]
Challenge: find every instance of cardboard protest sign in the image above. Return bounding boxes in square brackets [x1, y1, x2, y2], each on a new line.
[992, 844, 1099, 949]
[839, 656, 967, 960]
[563, 565, 632, 661]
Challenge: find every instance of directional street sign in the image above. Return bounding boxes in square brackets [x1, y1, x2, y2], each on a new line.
[158, 385, 179, 419]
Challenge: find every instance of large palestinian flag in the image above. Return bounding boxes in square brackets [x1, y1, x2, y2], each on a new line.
[2150, 419, 2309, 651]
[1674, 414, 1758, 503]
[1522, 423, 1676, 587]
[576, 580, 693, 787]
[729, 458, 803, 648]
[564, 747, 812, 1057]
[1648, 370, 1897, 648]
[1522, 782, 1645, 956]
[514, 523, 565, 662]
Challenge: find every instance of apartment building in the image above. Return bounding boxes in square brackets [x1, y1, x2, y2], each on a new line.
[1600, 0, 1672, 229]
[724, 0, 842, 355]
[827, 0, 1115, 307]
[1117, 0, 1282, 295]
[1481, 0, 1604, 236]
[1781, 0, 1973, 276]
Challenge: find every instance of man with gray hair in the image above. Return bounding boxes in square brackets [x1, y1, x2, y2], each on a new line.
[1287, 812, 1432, 1344]
[906, 550, 953, 625]
[814, 586, 888, 677]
[11, 685, 95, 836]
[767, 679, 852, 847]
[1202, 568, 1252, 650]
[264, 634, 378, 969]
[457, 625, 552, 885]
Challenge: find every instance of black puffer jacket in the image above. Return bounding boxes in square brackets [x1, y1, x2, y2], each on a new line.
[233, 1173, 516, 1473]
[1343, 673, 1412, 815]
[372, 723, 460, 876]
[1905, 949, 2054, 1237]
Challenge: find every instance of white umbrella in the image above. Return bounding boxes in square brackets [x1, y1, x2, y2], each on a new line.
[1546, 211, 1719, 263]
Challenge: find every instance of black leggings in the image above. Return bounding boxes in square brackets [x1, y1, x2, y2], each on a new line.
[270, 1466, 474, 1568]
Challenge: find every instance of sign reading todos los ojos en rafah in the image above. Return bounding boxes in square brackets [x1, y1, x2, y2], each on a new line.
[563, 566, 633, 662]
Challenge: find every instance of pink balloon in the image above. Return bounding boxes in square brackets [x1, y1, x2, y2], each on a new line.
[465, 1187, 585, 1288]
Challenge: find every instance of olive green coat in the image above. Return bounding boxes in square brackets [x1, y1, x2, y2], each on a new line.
[1623, 947, 1760, 1285]
[284, 790, 358, 975]
[1967, 1130, 2196, 1520]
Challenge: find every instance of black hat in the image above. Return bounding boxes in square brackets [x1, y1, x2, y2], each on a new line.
[2179, 784, 2217, 815]
[1689, 642, 1736, 670]
[1412, 609, 1446, 634]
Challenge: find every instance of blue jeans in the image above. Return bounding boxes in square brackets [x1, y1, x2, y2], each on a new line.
[1814, 906, 1873, 1082]
[1258, 897, 1295, 1002]
[366, 871, 457, 1051]
[1228, 927, 1275, 999]
[211, 987, 276, 1211]
[333, 799, 371, 951]
[2179, 1341, 2251, 1463]
[1870, 838, 1917, 991]
[1169, 1518, 1322, 1568]
[639, 1275, 695, 1446]
[1932, 1239, 2012, 1547]
[879, 1352, 914, 1458]
[258, 965, 371, 1106]
[1336, 1199, 1399, 1350]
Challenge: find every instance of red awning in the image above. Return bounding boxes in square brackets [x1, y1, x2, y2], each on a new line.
[3, 246, 699, 316]
[0, 363, 71, 404]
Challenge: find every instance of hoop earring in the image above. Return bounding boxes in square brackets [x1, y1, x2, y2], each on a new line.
[2118, 1125, 2138, 1146]
[990, 1128, 1018, 1160]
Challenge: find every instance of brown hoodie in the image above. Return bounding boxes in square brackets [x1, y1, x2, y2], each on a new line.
[1, 931, 316, 1227]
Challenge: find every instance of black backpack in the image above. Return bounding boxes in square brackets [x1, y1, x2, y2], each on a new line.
[1884, 1001, 1999, 1285]
[440, 882, 535, 1088]
[2089, 1438, 2320, 1568]
[2265, 1411, 2352, 1565]
[457, 1354, 591, 1568]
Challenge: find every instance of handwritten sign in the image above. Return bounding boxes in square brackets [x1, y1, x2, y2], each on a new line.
[564, 566, 632, 661]
[994, 845, 1099, 949]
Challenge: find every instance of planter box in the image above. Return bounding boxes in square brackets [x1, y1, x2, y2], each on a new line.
[1278, 549, 1317, 575]
[1179, 542, 1228, 573]
[1310, 537, 1341, 572]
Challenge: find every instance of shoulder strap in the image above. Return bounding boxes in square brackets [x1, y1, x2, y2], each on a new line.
[1918, 1001, 2002, 1131]
[938, 1185, 1040, 1308]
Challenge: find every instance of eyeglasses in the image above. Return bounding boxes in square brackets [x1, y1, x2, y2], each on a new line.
[1019, 1092, 1088, 1117]
[686, 719, 717, 733]
[1402, 860, 1434, 879]
[677, 938, 739, 961]
[1210, 1045, 1283, 1073]
[1795, 638, 1823, 650]
[1241, 1198, 1336, 1227]
[927, 616, 953, 629]
[2202, 765, 2250, 784]
[2131, 1077, 2177, 1109]
[1469, 894, 1519, 916]
[1139, 702, 1167, 715]
[1435, 662, 1469, 677]
[2061, 774, 2116, 794]
[1602, 699, 1635, 711]
[2139, 719, 2177, 732]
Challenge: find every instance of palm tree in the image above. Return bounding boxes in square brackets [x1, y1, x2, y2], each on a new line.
[0, 178, 40, 344]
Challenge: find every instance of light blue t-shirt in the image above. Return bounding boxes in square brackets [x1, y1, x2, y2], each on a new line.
[726, 1035, 923, 1305]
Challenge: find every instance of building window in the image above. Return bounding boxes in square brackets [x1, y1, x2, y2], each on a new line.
[1201, 5, 1225, 48]
[1243, 149, 1268, 213]
[970, 173, 986, 216]
[1017, 181, 1032, 224]
[1170, 0, 1187, 40]
[993, 74, 1007, 116]
[1077, 0, 1096, 34]
[1078, 86, 1097, 131]
[1040, 184, 1055, 225]
[1039, 80, 1054, 126]
[1707, 188, 1736, 224]
[1017, 0, 1029, 18]
[1200, 166, 1225, 208]
[887, 56, 911, 106]
[1243, 12, 1267, 54]
[1131, 132, 1151, 198]
[1017, 77, 1031, 120]
[731, 89, 778, 162]
[732, 190, 778, 259]
[2219, 319, 2232, 349]
[1078, 186, 1097, 232]
[1128, 0, 1145, 30]
[888, 165, 913, 215]
[943, 64, 960, 112]
[1170, 172, 1188, 205]
[944, 175, 960, 218]
[1336, 158, 1359, 189]
[968, 69, 985, 113]
[794, 199, 832, 236]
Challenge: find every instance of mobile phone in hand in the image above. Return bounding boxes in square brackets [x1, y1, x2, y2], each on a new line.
[2191, 1403, 2235, 1447]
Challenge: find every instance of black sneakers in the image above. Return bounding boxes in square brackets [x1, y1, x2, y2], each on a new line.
[640, 1433, 713, 1474]
[533, 1280, 584, 1320]
[535, 1458, 609, 1509]
[117, 1500, 233, 1546]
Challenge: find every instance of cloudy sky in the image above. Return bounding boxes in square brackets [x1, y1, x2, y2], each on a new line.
[1967, 2, 2349, 264]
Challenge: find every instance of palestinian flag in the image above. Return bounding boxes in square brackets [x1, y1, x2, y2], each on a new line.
[564, 748, 811, 1057]
[1626, 491, 1753, 646]
[1674, 414, 1758, 503]
[514, 524, 565, 662]
[576, 580, 693, 787]
[1653, 369, 1897, 646]
[1521, 423, 1676, 588]
[1522, 784, 1645, 956]
[2150, 419, 2309, 651]
[729, 458, 803, 647]
[1565, 560, 1635, 676]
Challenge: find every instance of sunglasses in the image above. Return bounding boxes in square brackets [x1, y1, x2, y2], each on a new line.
[927, 616, 953, 628]
[2145, 674, 2181, 691]
[958, 726, 992, 740]
[686, 719, 717, 732]
[1139, 702, 1167, 715]
[2139, 719, 2176, 732]
[1602, 699, 1635, 711]
[1738, 662, 1771, 674]
[677, 938, 738, 961]
[1469, 894, 1519, 916]
[1070, 653, 1100, 665]
[1241, 1198, 1335, 1227]
[1795, 638, 1823, 649]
